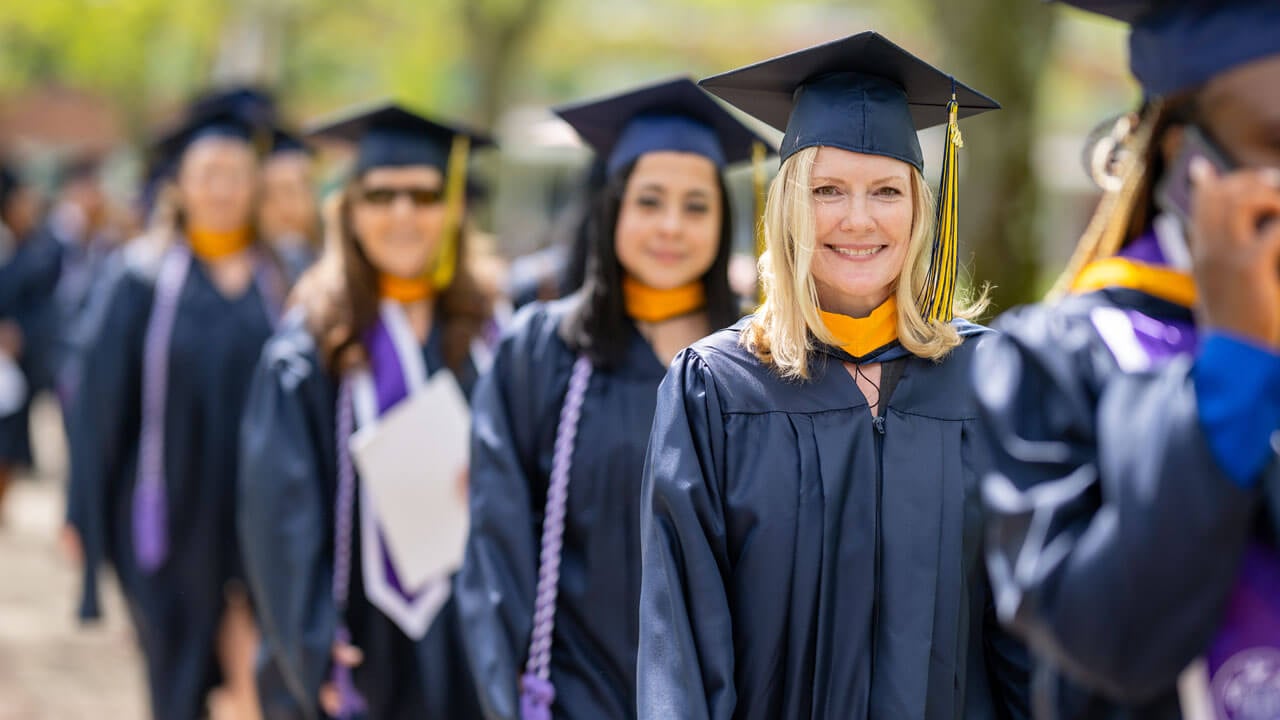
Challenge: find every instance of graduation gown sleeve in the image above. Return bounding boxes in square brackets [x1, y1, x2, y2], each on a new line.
[237, 321, 337, 716]
[637, 347, 734, 720]
[67, 263, 147, 621]
[456, 304, 556, 720]
[975, 300, 1260, 703]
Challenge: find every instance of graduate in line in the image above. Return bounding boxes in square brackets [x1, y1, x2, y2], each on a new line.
[238, 102, 492, 720]
[976, 2, 1280, 717]
[258, 131, 320, 286]
[0, 164, 51, 510]
[636, 34, 1030, 720]
[457, 77, 767, 720]
[65, 100, 290, 719]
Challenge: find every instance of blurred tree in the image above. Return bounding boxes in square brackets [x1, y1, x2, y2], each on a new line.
[460, 0, 558, 126]
[927, 0, 1058, 314]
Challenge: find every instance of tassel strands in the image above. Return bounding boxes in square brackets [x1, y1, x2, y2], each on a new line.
[917, 93, 964, 323]
[430, 133, 471, 292]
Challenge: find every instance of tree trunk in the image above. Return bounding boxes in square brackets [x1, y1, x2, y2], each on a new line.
[461, 0, 554, 127]
[928, 0, 1058, 315]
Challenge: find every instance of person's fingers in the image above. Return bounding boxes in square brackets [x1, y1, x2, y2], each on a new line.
[1189, 156, 1219, 186]
[319, 684, 340, 717]
[332, 642, 364, 668]
[1224, 178, 1280, 250]
[59, 525, 83, 566]
[1192, 169, 1280, 255]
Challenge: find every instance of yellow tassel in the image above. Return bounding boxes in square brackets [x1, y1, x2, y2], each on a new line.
[917, 95, 964, 323]
[430, 133, 471, 291]
[751, 140, 767, 306]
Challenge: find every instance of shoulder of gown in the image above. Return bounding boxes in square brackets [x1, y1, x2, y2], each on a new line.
[976, 292, 1259, 705]
[683, 315, 993, 420]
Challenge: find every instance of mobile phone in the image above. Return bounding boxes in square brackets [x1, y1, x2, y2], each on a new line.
[1155, 124, 1237, 229]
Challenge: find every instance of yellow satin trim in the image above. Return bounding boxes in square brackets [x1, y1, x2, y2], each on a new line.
[1070, 257, 1197, 309]
[188, 227, 252, 261]
[378, 273, 435, 304]
[820, 297, 900, 358]
[622, 276, 706, 324]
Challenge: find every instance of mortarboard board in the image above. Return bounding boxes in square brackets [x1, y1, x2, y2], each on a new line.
[699, 31, 998, 169]
[699, 32, 1000, 322]
[305, 101, 493, 175]
[1054, 0, 1280, 97]
[553, 77, 775, 176]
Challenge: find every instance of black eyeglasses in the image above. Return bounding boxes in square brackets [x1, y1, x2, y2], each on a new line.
[360, 186, 444, 207]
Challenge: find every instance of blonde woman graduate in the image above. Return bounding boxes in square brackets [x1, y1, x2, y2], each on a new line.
[237, 103, 493, 720]
[636, 34, 1030, 720]
[456, 78, 769, 720]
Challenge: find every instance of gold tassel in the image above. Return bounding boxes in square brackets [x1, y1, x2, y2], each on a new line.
[917, 94, 964, 323]
[1046, 105, 1158, 301]
[430, 133, 471, 291]
[751, 140, 768, 305]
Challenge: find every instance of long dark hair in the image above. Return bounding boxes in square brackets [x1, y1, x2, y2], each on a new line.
[292, 177, 492, 376]
[559, 158, 737, 368]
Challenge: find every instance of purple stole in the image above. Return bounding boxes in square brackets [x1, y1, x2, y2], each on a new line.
[342, 300, 451, 639]
[1088, 226, 1280, 719]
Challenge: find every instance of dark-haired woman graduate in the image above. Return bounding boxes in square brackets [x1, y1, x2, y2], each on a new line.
[238, 102, 492, 720]
[636, 35, 1031, 720]
[66, 103, 290, 719]
[455, 77, 768, 720]
[976, 2, 1280, 717]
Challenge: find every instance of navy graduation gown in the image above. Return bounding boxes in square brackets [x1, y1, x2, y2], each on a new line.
[637, 319, 1029, 720]
[238, 312, 482, 720]
[457, 297, 667, 720]
[0, 228, 62, 466]
[67, 242, 279, 720]
[976, 287, 1276, 717]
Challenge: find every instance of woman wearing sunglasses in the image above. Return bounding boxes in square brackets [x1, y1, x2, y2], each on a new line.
[238, 103, 491, 719]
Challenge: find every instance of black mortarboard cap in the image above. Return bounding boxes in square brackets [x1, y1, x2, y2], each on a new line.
[305, 101, 493, 175]
[554, 77, 775, 176]
[188, 86, 278, 127]
[1054, 0, 1280, 97]
[699, 32, 999, 169]
[151, 108, 267, 166]
[269, 128, 311, 157]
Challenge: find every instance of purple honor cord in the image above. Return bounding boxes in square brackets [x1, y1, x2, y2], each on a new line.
[521, 355, 593, 720]
[330, 379, 368, 718]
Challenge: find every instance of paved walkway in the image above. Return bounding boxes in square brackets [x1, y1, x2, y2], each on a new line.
[0, 399, 146, 719]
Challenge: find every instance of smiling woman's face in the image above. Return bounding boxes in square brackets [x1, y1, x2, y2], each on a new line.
[350, 165, 447, 279]
[807, 146, 916, 317]
[613, 151, 723, 290]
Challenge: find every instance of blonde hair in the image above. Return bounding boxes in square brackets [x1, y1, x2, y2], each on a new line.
[742, 146, 988, 380]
